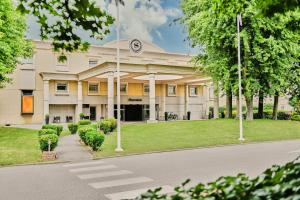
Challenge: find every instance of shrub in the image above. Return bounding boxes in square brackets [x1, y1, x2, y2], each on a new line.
[68, 123, 78, 134]
[38, 129, 57, 137]
[39, 134, 58, 151]
[85, 130, 105, 151]
[136, 158, 300, 200]
[78, 126, 95, 145]
[78, 119, 91, 126]
[98, 120, 112, 134]
[42, 124, 63, 136]
[277, 111, 292, 120]
[291, 114, 300, 121]
[106, 118, 117, 131]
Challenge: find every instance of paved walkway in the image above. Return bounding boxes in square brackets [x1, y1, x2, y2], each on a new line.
[56, 134, 92, 162]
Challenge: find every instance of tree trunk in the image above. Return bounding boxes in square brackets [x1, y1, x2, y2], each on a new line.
[246, 96, 254, 120]
[258, 91, 264, 119]
[225, 89, 233, 118]
[236, 94, 240, 119]
[213, 81, 219, 119]
[272, 92, 279, 120]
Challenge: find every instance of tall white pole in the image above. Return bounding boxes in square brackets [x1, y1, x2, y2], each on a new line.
[115, 1, 123, 152]
[237, 14, 244, 141]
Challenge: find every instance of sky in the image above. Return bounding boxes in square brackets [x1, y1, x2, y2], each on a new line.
[26, 0, 196, 55]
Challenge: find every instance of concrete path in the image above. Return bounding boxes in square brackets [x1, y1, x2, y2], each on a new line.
[0, 140, 299, 200]
[56, 134, 92, 162]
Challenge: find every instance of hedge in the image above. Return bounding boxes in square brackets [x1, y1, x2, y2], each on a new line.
[38, 129, 57, 137]
[78, 125, 96, 145]
[98, 118, 117, 134]
[85, 130, 105, 151]
[68, 123, 78, 134]
[291, 114, 300, 121]
[78, 119, 91, 126]
[42, 124, 63, 136]
[136, 157, 300, 199]
[39, 134, 59, 151]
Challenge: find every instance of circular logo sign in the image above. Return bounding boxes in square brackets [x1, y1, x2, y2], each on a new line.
[129, 39, 143, 54]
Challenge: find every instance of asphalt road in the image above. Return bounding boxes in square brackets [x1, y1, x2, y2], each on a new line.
[0, 140, 299, 200]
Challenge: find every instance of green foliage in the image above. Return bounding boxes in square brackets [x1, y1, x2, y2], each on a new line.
[17, 0, 114, 61]
[42, 124, 63, 136]
[291, 114, 300, 121]
[68, 123, 78, 134]
[98, 120, 113, 135]
[78, 119, 91, 126]
[38, 129, 57, 137]
[0, 0, 32, 87]
[39, 134, 58, 152]
[106, 118, 117, 131]
[85, 130, 105, 151]
[136, 157, 300, 199]
[78, 125, 96, 145]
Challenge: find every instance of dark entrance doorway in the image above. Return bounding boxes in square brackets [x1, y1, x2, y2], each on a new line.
[125, 105, 143, 121]
[90, 106, 96, 120]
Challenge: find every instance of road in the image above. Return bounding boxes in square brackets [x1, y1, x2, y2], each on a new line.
[0, 140, 299, 200]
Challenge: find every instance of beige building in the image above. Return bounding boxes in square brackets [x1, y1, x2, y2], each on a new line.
[0, 40, 213, 125]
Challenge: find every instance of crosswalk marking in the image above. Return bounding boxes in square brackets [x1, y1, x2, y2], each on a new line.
[77, 170, 133, 180]
[105, 185, 174, 200]
[89, 177, 153, 189]
[63, 160, 105, 168]
[69, 165, 117, 173]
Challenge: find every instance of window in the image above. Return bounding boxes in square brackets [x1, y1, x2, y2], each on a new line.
[143, 84, 149, 95]
[55, 82, 69, 94]
[89, 59, 98, 67]
[21, 90, 34, 115]
[189, 86, 198, 96]
[21, 57, 33, 65]
[88, 82, 99, 95]
[120, 83, 128, 95]
[167, 84, 177, 96]
[56, 57, 68, 66]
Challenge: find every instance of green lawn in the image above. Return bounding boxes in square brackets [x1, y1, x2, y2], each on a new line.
[94, 119, 300, 158]
[0, 127, 41, 166]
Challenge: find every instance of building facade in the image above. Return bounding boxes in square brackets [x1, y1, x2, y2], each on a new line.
[0, 40, 212, 125]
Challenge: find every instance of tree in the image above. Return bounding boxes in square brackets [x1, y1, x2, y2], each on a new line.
[0, 0, 32, 87]
[17, 0, 117, 61]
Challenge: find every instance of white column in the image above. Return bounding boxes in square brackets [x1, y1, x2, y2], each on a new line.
[203, 85, 210, 119]
[185, 84, 189, 116]
[107, 72, 114, 118]
[77, 81, 83, 122]
[213, 82, 219, 119]
[148, 74, 157, 122]
[160, 84, 166, 119]
[43, 80, 49, 121]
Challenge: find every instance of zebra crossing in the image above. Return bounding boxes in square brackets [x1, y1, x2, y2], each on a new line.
[62, 160, 174, 200]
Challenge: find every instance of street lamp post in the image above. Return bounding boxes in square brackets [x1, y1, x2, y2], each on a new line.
[115, 1, 123, 152]
[237, 14, 245, 141]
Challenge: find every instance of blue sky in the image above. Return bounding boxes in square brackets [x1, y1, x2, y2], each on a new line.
[26, 0, 195, 55]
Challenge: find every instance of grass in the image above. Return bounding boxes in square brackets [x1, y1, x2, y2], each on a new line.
[0, 127, 41, 166]
[94, 119, 300, 158]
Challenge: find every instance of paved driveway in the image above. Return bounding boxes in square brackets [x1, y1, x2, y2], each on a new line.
[0, 140, 299, 200]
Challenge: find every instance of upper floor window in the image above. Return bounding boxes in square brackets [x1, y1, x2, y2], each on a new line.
[56, 57, 68, 66]
[167, 84, 177, 96]
[120, 83, 128, 95]
[189, 86, 198, 96]
[89, 59, 98, 67]
[21, 57, 33, 65]
[88, 82, 100, 95]
[143, 84, 149, 95]
[55, 82, 69, 95]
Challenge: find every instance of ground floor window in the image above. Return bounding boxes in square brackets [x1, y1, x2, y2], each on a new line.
[21, 90, 34, 115]
[189, 86, 198, 96]
[55, 82, 69, 94]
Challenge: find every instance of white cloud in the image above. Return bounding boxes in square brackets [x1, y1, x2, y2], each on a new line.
[102, 0, 181, 42]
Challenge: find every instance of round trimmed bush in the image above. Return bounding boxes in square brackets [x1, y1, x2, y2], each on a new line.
[38, 129, 57, 136]
[68, 123, 78, 134]
[42, 124, 63, 136]
[85, 131, 105, 151]
[107, 118, 117, 131]
[99, 120, 112, 134]
[39, 134, 58, 151]
[78, 119, 91, 126]
[291, 114, 300, 121]
[78, 126, 96, 145]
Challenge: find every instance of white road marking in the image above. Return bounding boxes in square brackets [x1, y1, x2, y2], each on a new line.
[69, 165, 117, 173]
[63, 160, 105, 168]
[77, 170, 133, 180]
[105, 185, 174, 200]
[89, 177, 153, 189]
